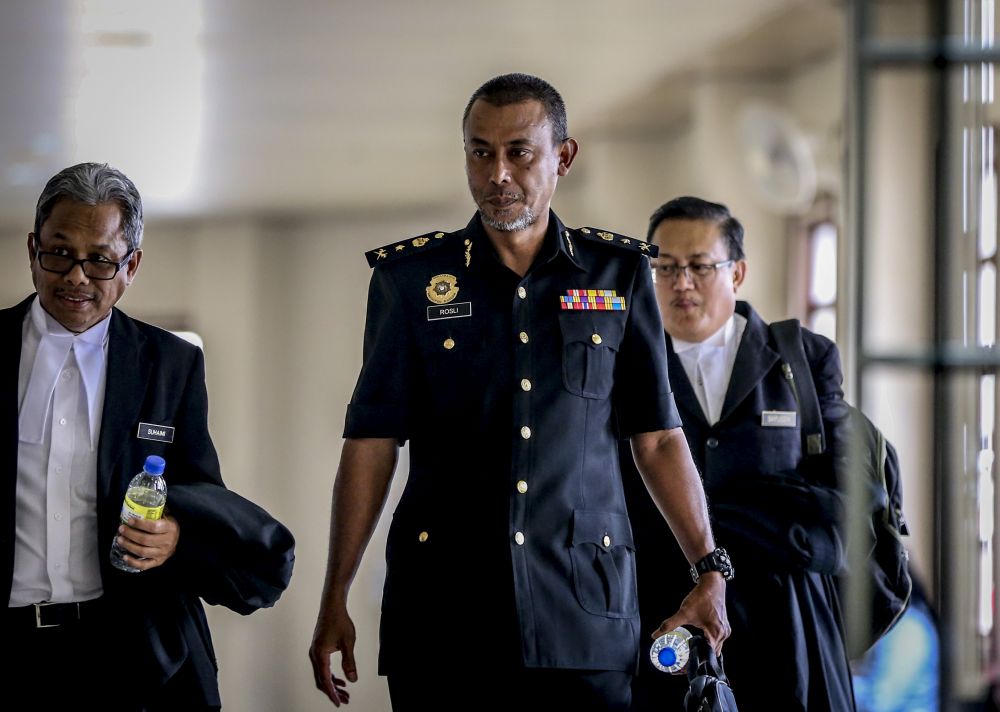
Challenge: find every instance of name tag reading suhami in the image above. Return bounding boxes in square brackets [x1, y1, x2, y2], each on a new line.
[137, 422, 175, 443]
[761, 410, 797, 428]
[427, 302, 471, 321]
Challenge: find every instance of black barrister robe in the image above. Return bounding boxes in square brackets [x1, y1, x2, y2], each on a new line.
[1, 295, 293, 707]
[623, 301, 856, 712]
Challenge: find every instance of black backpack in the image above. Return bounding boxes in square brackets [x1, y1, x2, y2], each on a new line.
[770, 319, 912, 658]
[684, 635, 740, 712]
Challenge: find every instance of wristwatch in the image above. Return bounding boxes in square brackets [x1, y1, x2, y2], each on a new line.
[689, 547, 734, 583]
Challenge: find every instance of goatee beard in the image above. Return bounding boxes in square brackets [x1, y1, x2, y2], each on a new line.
[480, 206, 538, 232]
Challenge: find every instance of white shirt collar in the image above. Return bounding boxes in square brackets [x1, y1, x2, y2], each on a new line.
[670, 312, 746, 425]
[19, 299, 111, 445]
[671, 314, 736, 353]
[30, 297, 112, 345]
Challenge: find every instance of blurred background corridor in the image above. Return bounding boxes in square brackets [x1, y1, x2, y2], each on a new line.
[0, 1, 993, 709]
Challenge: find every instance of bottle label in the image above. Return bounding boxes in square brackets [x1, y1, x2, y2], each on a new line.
[122, 495, 164, 522]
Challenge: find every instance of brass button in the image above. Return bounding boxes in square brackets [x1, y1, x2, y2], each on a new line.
[520, 378, 532, 392]
[517, 286, 527, 299]
[516, 480, 528, 494]
[602, 535, 612, 547]
[519, 331, 529, 344]
[418, 531, 429, 543]
[520, 426, 531, 440]
[514, 531, 525, 545]
[443, 338, 455, 350]
[591, 333, 603, 345]
[434, 232, 445, 239]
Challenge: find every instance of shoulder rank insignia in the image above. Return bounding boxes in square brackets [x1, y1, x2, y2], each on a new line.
[365, 230, 453, 268]
[573, 227, 658, 257]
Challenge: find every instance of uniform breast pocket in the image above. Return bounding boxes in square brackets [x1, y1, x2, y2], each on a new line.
[559, 314, 625, 399]
[568, 509, 638, 618]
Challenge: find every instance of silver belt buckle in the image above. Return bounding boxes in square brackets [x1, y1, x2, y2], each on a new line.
[33, 602, 76, 629]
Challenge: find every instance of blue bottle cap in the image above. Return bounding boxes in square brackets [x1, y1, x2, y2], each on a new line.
[650, 627, 692, 673]
[658, 647, 678, 668]
[143, 455, 166, 476]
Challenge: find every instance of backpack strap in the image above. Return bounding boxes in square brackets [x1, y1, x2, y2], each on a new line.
[769, 319, 826, 456]
[687, 634, 730, 685]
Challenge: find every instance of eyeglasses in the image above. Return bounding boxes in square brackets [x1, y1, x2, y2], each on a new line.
[652, 259, 734, 283]
[34, 242, 134, 281]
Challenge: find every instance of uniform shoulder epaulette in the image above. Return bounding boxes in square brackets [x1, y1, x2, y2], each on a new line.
[570, 226, 658, 257]
[365, 230, 457, 268]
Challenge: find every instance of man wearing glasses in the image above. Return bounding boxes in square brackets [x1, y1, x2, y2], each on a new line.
[1, 162, 280, 709]
[622, 196, 855, 711]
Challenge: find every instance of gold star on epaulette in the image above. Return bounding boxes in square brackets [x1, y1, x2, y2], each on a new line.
[365, 230, 457, 268]
[572, 227, 658, 257]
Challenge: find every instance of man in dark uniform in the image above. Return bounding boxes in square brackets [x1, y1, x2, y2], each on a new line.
[623, 196, 855, 711]
[309, 75, 732, 710]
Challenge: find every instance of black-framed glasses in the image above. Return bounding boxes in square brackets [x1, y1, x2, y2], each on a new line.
[34, 241, 134, 280]
[652, 259, 734, 283]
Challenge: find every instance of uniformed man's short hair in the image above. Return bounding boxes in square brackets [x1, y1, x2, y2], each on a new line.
[34, 162, 144, 252]
[462, 73, 569, 146]
[647, 196, 746, 262]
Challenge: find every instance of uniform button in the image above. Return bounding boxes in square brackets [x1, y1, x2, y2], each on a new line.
[514, 531, 525, 545]
[520, 426, 531, 440]
[517, 286, 527, 299]
[591, 333, 603, 345]
[59, 418, 67, 426]
[519, 331, 529, 344]
[443, 338, 455, 350]
[54, 513, 63, 521]
[54, 465, 63, 474]
[706, 437, 719, 449]
[418, 531, 429, 542]
[520, 378, 531, 392]
[603, 535, 611, 547]
[516, 480, 528, 494]
[62, 370, 74, 380]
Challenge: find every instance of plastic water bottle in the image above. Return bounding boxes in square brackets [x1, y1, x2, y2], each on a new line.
[110, 455, 167, 572]
[650, 626, 693, 673]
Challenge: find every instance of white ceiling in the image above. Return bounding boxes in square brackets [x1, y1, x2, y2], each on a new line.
[0, 0, 840, 226]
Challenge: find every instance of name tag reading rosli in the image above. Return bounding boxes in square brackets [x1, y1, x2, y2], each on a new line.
[761, 410, 797, 428]
[427, 302, 471, 321]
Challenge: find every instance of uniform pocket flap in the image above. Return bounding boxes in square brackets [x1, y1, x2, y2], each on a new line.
[571, 509, 635, 549]
[558, 313, 625, 350]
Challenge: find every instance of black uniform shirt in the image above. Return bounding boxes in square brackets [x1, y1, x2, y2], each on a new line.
[345, 210, 681, 673]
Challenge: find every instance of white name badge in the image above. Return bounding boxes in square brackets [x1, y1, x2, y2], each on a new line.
[761, 410, 797, 428]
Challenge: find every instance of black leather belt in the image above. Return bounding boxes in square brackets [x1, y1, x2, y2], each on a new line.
[5, 598, 104, 629]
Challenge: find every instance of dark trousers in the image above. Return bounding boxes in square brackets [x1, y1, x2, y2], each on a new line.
[5, 602, 219, 711]
[388, 667, 632, 712]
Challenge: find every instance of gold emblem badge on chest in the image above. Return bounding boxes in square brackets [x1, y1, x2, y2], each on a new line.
[426, 274, 459, 304]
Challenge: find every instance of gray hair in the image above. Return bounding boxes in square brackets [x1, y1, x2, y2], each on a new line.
[34, 162, 144, 251]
